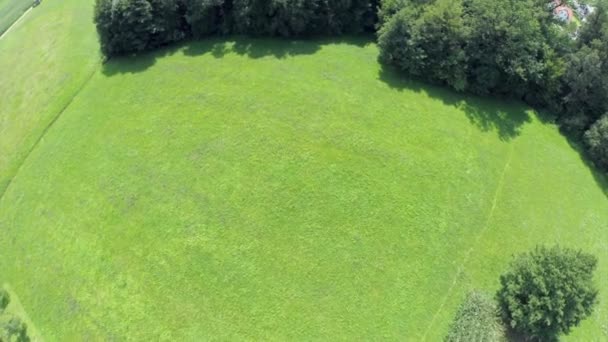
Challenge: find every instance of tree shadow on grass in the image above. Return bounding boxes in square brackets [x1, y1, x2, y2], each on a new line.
[103, 35, 374, 76]
[379, 63, 608, 198]
[184, 36, 321, 59]
[183, 35, 373, 59]
[102, 44, 181, 76]
[378, 64, 532, 141]
[564, 138, 608, 199]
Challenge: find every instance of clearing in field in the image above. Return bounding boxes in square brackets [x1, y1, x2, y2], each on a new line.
[0, 1, 606, 341]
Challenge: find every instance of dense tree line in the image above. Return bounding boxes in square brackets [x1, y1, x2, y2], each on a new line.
[95, 0, 608, 173]
[378, 0, 608, 172]
[94, 0, 378, 55]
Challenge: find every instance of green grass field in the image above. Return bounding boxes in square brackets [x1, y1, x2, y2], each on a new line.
[0, 0, 99, 193]
[0, 1, 607, 341]
[0, 0, 33, 36]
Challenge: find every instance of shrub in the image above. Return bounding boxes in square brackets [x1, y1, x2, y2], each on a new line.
[445, 291, 505, 342]
[584, 115, 608, 171]
[0, 289, 9, 312]
[0, 316, 28, 342]
[496, 246, 598, 341]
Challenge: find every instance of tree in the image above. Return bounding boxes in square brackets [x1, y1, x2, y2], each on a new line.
[584, 114, 608, 171]
[94, 0, 156, 56]
[463, 0, 550, 96]
[95, 0, 379, 56]
[378, 0, 468, 90]
[184, 0, 228, 37]
[560, 45, 607, 134]
[445, 291, 505, 342]
[147, 0, 188, 46]
[497, 246, 598, 340]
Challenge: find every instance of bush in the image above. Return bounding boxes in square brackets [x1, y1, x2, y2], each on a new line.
[0, 316, 28, 342]
[445, 291, 505, 342]
[584, 115, 608, 171]
[497, 246, 598, 341]
[0, 289, 9, 312]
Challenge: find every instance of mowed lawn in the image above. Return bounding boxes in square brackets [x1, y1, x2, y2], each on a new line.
[0, 0, 32, 35]
[0, 0, 99, 193]
[0, 33, 607, 340]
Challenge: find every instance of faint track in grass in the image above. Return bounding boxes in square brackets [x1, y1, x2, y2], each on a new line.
[421, 143, 515, 340]
[0, 63, 100, 202]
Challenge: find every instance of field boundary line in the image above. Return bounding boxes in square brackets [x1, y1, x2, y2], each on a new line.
[0, 63, 101, 202]
[421, 143, 515, 340]
[0, 7, 33, 41]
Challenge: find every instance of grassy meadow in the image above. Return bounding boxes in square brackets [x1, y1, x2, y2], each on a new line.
[0, 0, 99, 193]
[0, 1, 607, 341]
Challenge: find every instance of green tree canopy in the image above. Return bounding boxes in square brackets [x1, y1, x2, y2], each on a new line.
[497, 246, 598, 340]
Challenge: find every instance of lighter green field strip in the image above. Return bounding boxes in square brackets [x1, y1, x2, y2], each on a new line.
[0, 0, 100, 195]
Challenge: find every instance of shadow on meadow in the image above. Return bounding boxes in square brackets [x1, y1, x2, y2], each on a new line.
[378, 64, 532, 142]
[102, 35, 372, 76]
[564, 138, 608, 199]
[378, 64, 608, 197]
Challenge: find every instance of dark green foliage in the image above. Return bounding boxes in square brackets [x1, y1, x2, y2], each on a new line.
[462, 0, 550, 96]
[585, 114, 608, 171]
[94, 0, 186, 55]
[445, 291, 505, 342]
[378, 0, 554, 96]
[378, 0, 467, 90]
[147, 0, 188, 46]
[560, 45, 608, 134]
[184, 0, 228, 37]
[95, 0, 378, 55]
[201, 0, 378, 36]
[0, 289, 9, 312]
[95, 0, 155, 56]
[0, 316, 29, 342]
[497, 246, 598, 340]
